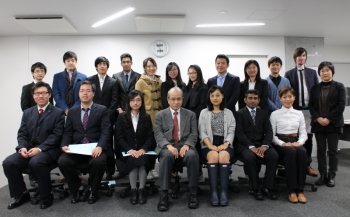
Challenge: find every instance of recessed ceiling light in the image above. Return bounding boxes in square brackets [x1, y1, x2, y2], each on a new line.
[196, 23, 265, 27]
[219, 10, 228, 14]
[92, 7, 135, 28]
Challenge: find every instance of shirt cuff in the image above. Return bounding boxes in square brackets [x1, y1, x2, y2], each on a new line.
[249, 146, 254, 149]
[38, 148, 42, 152]
[262, 145, 269, 148]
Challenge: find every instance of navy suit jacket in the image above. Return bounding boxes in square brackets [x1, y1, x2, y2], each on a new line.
[284, 67, 319, 110]
[16, 103, 65, 161]
[52, 71, 87, 111]
[61, 103, 112, 156]
[207, 72, 240, 113]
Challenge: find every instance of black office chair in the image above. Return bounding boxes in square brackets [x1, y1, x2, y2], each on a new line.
[22, 164, 69, 205]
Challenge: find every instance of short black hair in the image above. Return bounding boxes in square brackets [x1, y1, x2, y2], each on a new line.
[95, 56, 110, 69]
[293, 47, 307, 63]
[244, 89, 260, 98]
[120, 53, 132, 62]
[268, 56, 283, 66]
[63, 51, 77, 62]
[31, 62, 47, 74]
[207, 85, 226, 111]
[32, 82, 52, 94]
[215, 54, 229, 64]
[79, 80, 96, 93]
[318, 61, 335, 76]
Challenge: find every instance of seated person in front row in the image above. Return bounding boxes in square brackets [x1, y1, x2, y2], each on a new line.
[116, 90, 155, 205]
[3, 82, 65, 209]
[234, 89, 279, 200]
[270, 87, 308, 204]
[198, 85, 235, 206]
[154, 87, 199, 211]
[58, 80, 112, 205]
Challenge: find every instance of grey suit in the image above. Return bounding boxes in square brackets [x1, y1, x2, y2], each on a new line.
[154, 108, 199, 191]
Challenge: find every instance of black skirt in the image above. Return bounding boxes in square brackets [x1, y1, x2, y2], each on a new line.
[118, 153, 156, 175]
[200, 135, 234, 161]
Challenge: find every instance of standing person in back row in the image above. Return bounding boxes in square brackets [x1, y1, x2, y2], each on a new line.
[284, 47, 319, 177]
[207, 54, 240, 113]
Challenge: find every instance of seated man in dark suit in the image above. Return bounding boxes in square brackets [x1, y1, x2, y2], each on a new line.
[3, 82, 65, 209]
[154, 87, 199, 211]
[234, 89, 279, 200]
[58, 80, 112, 204]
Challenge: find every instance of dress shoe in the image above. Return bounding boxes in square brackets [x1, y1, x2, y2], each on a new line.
[261, 187, 277, 200]
[40, 193, 53, 209]
[253, 189, 263, 200]
[88, 193, 98, 204]
[188, 192, 199, 209]
[157, 194, 169, 211]
[71, 191, 81, 204]
[326, 172, 336, 187]
[288, 193, 298, 203]
[138, 188, 147, 204]
[130, 188, 138, 205]
[307, 166, 318, 177]
[315, 174, 327, 185]
[297, 192, 307, 203]
[7, 191, 30, 209]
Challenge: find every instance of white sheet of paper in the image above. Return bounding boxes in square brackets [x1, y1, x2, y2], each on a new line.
[67, 143, 97, 155]
[122, 151, 157, 157]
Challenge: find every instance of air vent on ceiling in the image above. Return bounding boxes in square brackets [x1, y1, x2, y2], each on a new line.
[14, 16, 77, 33]
[135, 15, 186, 33]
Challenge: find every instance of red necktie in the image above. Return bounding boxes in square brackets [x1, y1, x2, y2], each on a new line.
[39, 109, 44, 116]
[172, 111, 179, 144]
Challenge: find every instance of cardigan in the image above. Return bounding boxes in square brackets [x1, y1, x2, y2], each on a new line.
[266, 76, 291, 113]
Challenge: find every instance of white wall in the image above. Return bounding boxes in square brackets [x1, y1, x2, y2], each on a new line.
[0, 34, 286, 187]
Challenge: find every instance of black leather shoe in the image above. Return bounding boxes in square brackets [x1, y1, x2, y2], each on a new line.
[253, 189, 263, 200]
[88, 192, 98, 204]
[316, 174, 327, 186]
[188, 192, 199, 209]
[138, 188, 147, 204]
[40, 192, 53, 209]
[326, 172, 336, 187]
[261, 187, 277, 200]
[157, 194, 169, 211]
[8, 191, 30, 209]
[130, 188, 138, 205]
[71, 191, 81, 204]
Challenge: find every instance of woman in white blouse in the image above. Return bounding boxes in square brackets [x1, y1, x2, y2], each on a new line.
[270, 87, 308, 204]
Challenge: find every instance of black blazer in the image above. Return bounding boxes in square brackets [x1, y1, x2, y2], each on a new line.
[207, 73, 240, 113]
[238, 79, 268, 111]
[183, 85, 207, 121]
[112, 70, 141, 111]
[234, 107, 273, 155]
[115, 113, 155, 152]
[285, 67, 319, 110]
[17, 103, 65, 161]
[61, 103, 112, 156]
[161, 81, 186, 109]
[21, 82, 54, 111]
[86, 74, 118, 123]
[309, 80, 345, 131]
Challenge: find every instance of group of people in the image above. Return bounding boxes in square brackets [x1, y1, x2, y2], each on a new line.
[2, 47, 345, 211]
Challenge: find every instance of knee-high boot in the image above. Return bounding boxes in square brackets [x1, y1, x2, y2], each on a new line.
[219, 163, 231, 206]
[207, 163, 219, 206]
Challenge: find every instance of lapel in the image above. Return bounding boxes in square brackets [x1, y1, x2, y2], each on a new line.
[119, 72, 127, 92]
[255, 108, 261, 127]
[179, 109, 188, 138]
[243, 107, 255, 127]
[86, 104, 97, 130]
[101, 75, 110, 96]
[294, 67, 300, 92]
[165, 108, 174, 131]
[326, 81, 336, 104]
[128, 71, 137, 91]
[73, 72, 82, 92]
[91, 75, 102, 98]
[222, 73, 230, 87]
[38, 104, 52, 125]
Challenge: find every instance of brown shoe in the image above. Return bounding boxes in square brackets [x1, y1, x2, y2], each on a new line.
[59, 176, 66, 183]
[307, 166, 318, 177]
[297, 192, 307, 203]
[288, 193, 298, 203]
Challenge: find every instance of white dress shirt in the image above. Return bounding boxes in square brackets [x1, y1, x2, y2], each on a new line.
[297, 67, 309, 107]
[131, 112, 139, 132]
[248, 80, 256, 90]
[170, 107, 181, 140]
[37, 102, 50, 112]
[98, 74, 106, 90]
[270, 106, 308, 146]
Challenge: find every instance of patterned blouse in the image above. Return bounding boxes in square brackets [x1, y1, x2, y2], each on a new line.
[211, 111, 224, 136]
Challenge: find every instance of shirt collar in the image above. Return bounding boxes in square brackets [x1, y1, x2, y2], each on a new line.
[131, 112, 139, 118]
[38, 102, 50, 111]
[246, 106, 256, 113]
[297, 66, 305, 71]
[123, 71, 132, 76]
[98, 74, 106, 81]
[217, 72, 227, 78]
[170, 107, 180, 115]
[269, 74, 280, 79]
[81, 102, 93, 110]
[281, 106, 294, 112]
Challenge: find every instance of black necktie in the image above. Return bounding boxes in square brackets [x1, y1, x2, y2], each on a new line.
[125, 74, 129, 90]
[299, 70, 305, 107]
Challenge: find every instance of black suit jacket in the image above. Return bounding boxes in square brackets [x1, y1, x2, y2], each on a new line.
[61, 103, 112, 156]
[86, 74, 118, 123]
[309, 80, 346, 130]
[17, 103, 65, 161]
[207, 73, 240, 113]
[238, 79, 268, 111]
[112, 70, 141, 111]
[21, 82, 54, 111]
[234, 107, 273, 155]
[284, 67, 319, 110]
[183, 85, 207, 121]
[115, 113, 155, 152]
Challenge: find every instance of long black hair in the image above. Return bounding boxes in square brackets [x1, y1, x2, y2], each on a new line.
[165, 62, 185, 89]
[243, 59, 262, 85]
[123, 90, 150, 129]
[185, 64, 207, 92]
[207, 85, 226, 111]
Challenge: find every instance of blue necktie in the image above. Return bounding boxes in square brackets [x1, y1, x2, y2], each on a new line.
[125, 74, 129, 90]
[218, 76, 224, 87]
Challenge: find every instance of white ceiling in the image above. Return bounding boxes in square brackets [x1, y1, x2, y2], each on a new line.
[1, 0, 350, 45]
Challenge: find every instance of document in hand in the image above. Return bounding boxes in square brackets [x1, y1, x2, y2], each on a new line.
[67, 143, 98, 155]
[122, 151, 157, 157]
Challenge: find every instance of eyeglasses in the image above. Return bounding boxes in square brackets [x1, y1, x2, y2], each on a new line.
[33, 92, 49, 96]
[79, 90, 93, 93]
[168, 97, 183, 102]
[187, 72, 197, 75]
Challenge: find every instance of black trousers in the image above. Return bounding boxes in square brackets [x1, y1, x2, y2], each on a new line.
[239, 148, 279, 190]
[304, 133, 314, 165]
[273, 145, 307, 192]
[58, 152, 107, 195]
[3, 152, 54, 199]
[315, 133, 340, 174]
